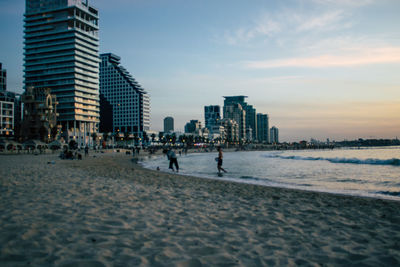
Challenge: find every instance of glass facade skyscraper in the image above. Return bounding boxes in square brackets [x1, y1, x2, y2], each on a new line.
[257, 113, 269, 143]
[24, 0, 100, 145]
[164, 116, 174, 133]
[204, 105, 220, 130]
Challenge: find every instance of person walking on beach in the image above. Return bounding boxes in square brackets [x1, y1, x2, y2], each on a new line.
[167, 148, 179, 172]
[217, 147, 227, 174]
[84, 145, 89, 156]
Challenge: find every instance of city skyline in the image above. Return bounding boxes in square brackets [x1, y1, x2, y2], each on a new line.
[1, 0, 399, 142]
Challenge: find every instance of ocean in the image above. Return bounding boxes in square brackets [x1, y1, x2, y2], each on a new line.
[140, 146, 400, 201]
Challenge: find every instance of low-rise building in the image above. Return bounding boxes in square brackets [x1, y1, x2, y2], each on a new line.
[21, 87, 58, 142]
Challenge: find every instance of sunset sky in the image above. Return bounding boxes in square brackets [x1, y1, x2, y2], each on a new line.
[0, 0, 399, 141]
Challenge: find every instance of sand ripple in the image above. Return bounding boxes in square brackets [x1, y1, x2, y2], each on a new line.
[1, 152, 400, 266]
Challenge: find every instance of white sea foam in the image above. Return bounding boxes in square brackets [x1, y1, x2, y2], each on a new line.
[262, 154, 400, 166]
[141, 147, 400, 201]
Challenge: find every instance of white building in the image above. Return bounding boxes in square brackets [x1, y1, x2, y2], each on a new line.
[223, 103, 246, 141]
[0, 100, 13, 137]
[99, 53, 150, 138]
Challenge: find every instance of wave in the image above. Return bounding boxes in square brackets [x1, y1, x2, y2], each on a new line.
[263, 154, 400, 166]
[377, 191, 400, 197]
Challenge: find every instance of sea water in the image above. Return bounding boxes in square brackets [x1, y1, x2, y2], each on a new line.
[140, 146, 400, 201]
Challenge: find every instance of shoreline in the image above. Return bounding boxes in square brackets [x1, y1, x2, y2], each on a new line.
[138, 149, 400, 203]
[1, 152, 400, 266]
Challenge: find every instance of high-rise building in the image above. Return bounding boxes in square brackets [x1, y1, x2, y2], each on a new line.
[220, 118, 239, 143]
[164, 116, 174, 133]
[257, 113, 269, 143]
[204, 105, 221, 130]
[270, 126, 279, 143]
[245, 104, 257, 140]
[0, 63, 6, 92]
[99, 53, 150, 138]
[184, 120, 201, 134]
[24, 0, 100, 145]
[223, 102, 246, 140]
[223, 96, 257, 140]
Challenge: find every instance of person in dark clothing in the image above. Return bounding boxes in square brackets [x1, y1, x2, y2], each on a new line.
[217, 147, 227, 174]
[167, 149, 179, 172]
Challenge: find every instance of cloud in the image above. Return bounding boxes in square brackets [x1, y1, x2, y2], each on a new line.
[221, 17, 281, 45]
[296, 11, 346, 32]
[244, 46, 400, 68]
[310, 0, 375, 7]
[218, 8, 351, 46]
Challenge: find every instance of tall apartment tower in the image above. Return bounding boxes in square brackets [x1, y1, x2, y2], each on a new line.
[223, 102, 246, 141]
[164, 116, 174, 133]
[24, 0, 100, 145]
[270, 126, 279, 143]
[223, 96, 257, 140]
[0, 63, 6, 92]
[257, 113, 269, 143]
[245, 104, 257, 140]
[99, 53, 150, 138]
[204, 105, 221, 130]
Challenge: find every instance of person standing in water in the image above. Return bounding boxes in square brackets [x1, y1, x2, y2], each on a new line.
[167, 148, 179, 172]
[217, 147, 227, 174]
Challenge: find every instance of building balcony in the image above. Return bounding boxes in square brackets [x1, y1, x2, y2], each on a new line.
[24, 27, 71, 39]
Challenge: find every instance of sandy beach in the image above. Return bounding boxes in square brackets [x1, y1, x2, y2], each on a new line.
[0, 151, 399, 266]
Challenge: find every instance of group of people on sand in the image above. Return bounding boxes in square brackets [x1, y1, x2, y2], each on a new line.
[60, 145, 89, 160]
[163, 146, 227, 174]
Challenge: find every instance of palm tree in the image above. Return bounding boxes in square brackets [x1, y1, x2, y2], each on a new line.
[158, 132, 164, 144]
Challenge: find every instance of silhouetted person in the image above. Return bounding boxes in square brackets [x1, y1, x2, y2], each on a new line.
[167, 149, 179, 172]
[217, 147, 227, 174]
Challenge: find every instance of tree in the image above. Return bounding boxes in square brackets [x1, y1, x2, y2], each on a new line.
[158, 132, 164, 144]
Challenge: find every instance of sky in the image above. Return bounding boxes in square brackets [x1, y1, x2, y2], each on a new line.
[0, 0, 399, 142]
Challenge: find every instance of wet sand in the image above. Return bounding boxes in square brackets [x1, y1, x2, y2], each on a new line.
[0, 151, 399, 266]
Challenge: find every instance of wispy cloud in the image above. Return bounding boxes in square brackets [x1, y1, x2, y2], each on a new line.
[244, 46, 400, 68]
[310, 0, 375, 7]
[296, 11, 346, 32]
[218, 8, 351, 46]
[221, 17, 281, 45]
